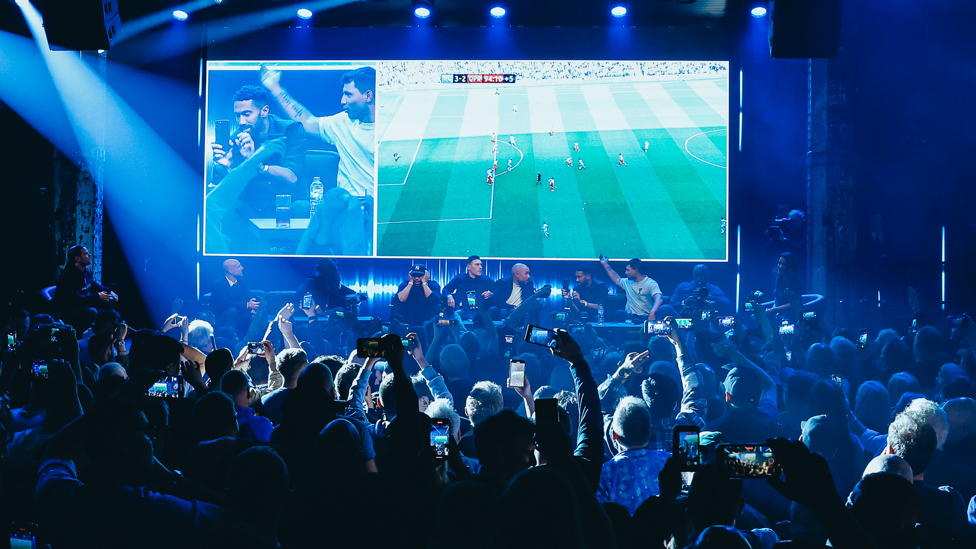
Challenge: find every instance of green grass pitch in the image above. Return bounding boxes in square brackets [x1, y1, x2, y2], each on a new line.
[375, 79, 728, 261]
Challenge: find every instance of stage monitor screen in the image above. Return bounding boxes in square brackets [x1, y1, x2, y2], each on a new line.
[203, 60, 729, 261]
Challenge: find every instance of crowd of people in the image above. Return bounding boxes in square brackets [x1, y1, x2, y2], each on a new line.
[3, 244, 976, 548]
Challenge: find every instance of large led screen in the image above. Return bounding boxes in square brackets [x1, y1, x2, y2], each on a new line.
[203, 60, 729, 260]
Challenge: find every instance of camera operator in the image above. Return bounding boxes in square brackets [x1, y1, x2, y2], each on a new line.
[763, 209, 806, 261]
[670, 264, 732, 316]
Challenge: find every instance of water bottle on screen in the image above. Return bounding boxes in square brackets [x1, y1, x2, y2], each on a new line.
[309, 176, 324, 216]
[598, 305, 604, 325]
[275, 194, 291, 228]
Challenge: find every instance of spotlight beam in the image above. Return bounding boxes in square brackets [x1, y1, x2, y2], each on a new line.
[117, 0, 356, 65]
[118, 0, 213, 43]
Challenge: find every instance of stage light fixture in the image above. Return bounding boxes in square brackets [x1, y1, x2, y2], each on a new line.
[412, 0, 432, 19]
[297, 8, 313, 19]
[172, 10, 189, 21]
[490, 6, 506, 18]
[751, 6, 767, 17]
[610, 5, 627, 17]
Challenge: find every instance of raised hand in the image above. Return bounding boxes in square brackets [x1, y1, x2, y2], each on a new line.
[551, 328, 585, 365]
[259, 64, 281, 91]
[276, 302, 295, 321]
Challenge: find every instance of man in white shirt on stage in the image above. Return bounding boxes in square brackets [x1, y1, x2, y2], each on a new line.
[262, 65, 376, 255]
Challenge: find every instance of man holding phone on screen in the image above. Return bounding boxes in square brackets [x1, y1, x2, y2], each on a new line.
[210, 85, 306, 253]
[261, 65, 375, 255]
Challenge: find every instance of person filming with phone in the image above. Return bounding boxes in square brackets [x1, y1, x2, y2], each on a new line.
[210, 84, 306, 253]
[563, 264, 609, 320]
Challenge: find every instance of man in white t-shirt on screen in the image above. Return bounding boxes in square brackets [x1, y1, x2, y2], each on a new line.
[262, 65, 375, 255]
[600, 256, 675, 321]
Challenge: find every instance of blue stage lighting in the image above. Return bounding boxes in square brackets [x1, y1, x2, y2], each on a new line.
[611, 5, 627, 17]
[751, 6, 767, 17]
[297, 8, 313, 19]
[172, 10, 189, 21]
[413, 0, 432, 18]
[490, 6, 506, 18]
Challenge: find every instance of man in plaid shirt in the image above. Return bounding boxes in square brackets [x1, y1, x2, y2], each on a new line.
[598, 316, 707, 457]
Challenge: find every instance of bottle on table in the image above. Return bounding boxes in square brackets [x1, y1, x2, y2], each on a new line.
[309, 176, 324, 216]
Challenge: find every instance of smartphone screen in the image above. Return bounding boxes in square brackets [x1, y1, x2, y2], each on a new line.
[744, 302, 755, 312]
[215, 119, 230, 146]
[509, 360, 526, 388]
[356, 338, 384, 358]
[674, 318, 693, 329]
[6, 333, 16, 351]
[803, 311, 816, 320]
[831, 374, 845, 389]
[857, 329, 868, 349]
[147, 376, 184, 398]
[504, 335, 514, 344]
[642, 320, 671, 336]
[524, 325, 558, 349]
[430, 418, 451, 459]
[31, 361, 50, 379]
[247, 342, 265, 355]
[466, 291, 477, 309]
[49, 327, 59, 343]
[302, 294, 313, 309]
[673, 426, 701, 470]
[699, 310, 713, 321]
[779, 324, 794, 336]
[437, 318, 451, 326]
[535, 397, 559, 424]
[718, 316, 735, 328]
[717, 444, 780, 478]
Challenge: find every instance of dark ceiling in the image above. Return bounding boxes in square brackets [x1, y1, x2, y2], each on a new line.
[2, 0, 736, 37]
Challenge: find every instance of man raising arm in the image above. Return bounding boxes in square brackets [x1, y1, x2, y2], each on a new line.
[601, 256, 664, 321]
[262, 65, 376, 255]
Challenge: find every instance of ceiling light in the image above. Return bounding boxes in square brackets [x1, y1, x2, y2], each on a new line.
[172, 10, 189, 21]
[413, 0, 432, 19]
[490, 6, 506, 18]
[297, 8, 313, 19]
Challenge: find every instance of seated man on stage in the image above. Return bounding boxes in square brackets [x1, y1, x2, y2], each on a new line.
[262, 65, 375, 256]
[296, 258, 356, 311]
[670, 264, 732, 316]
[496, 263, 551, 328]
[210, 85, 306, 253]
[391, 264, 441, 328]
[210, 258, 260, 335]
[442, 255, 495, 318]
[563, 264, 609, 320]
[54, 245, 118, 331]
[600, 256, 677, 322]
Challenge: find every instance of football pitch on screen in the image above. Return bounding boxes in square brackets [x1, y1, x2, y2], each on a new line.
[375, 79, 728, 260]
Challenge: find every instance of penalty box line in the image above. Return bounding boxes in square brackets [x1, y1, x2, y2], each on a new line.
[378, 137, 520, 226]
